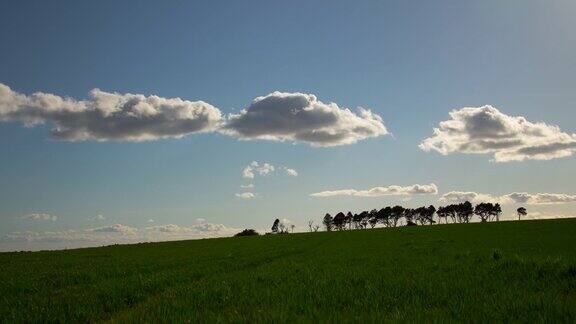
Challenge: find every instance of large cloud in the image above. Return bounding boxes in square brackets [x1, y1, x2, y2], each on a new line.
[224, 92, 388, 147]
[440, 191, 576, 205]
[0, 83, 222, 141]
[420, 105, 576, 162]
[310, 183, 438, 198]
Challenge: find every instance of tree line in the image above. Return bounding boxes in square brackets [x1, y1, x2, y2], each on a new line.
[317, 202, 527, 232]
[235, 202, 528, 236]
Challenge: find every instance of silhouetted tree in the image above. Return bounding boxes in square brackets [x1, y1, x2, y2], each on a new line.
[424, 205, 437, 225]
[323, 213, 333, 231]
[491, 203, 502, 221]
[436, 206, 449, 224]
[333, 212, 346, 231]
[308, 220, 314, 232]
[404, 208, 416, 224]
[360, 211, 369, 228]
[517, 207, 527, 220]
[391, 205, 405, 227]
[235, 229, 259, 237]
[368, 209, 378, 228]
[346, 212, 353, 230]
[475, 202, 499, 222]
[458, 201, 474, 223]
[378, 207, 392, 227]
[353, 213, 363, 229]
[291, 224, 295, 233]
[271, 219, 280, 233]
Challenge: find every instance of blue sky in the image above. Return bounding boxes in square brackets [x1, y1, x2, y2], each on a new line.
[1, 1, 575, 250]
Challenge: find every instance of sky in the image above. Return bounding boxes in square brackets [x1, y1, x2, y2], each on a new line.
[1, 0, 575, 251]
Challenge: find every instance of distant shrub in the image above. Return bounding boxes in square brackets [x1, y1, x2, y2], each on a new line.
[234, 229, 259, 237]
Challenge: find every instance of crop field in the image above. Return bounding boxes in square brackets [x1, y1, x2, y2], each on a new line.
[1, 218, 576, 322]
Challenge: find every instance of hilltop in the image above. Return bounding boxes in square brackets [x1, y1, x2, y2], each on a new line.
[1, 218, 576, 322]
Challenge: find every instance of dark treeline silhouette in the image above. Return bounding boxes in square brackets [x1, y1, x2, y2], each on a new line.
[234, 229, 259, 237]
[319, 201, 512, 232]
[240, 201, 520, 238]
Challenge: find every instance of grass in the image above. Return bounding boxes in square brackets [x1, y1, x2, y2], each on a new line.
[1, 218, 576, 322]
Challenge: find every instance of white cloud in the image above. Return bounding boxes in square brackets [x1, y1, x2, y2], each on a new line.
[519, 211, 576, 220]
[1, 220, 239, 251]
[1, 84, 389, 148]
[440, 191, 497, 204]
[242, 161, 275, 179]
[310, 183, 438, 197]
[20, 213, 57, 221]
[440, 191, 576, 205]
[144, 220, 238, 240]
[284, 167, 298, 177]
[85, 224, 138, 235]
[420, 105, 576, 162]
[88, 214, 106, 221]
[0, 83, 222, 141]
[240, 183, 254, 189]
[235, 192, 257, 199]
[503, 192, 576, 205]
[223, 91, 388, 147]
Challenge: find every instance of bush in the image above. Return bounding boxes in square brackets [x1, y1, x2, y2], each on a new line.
[234, 229, 259, 237]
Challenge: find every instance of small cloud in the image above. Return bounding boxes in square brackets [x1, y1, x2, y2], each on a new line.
[240, 183, 254, 189]
[235, 192, 257, 199]
[242, 161, 275, 179]
[85, 224, 138, 235]
[20, 213, 57, 222]
[284, 167, 298, 177]
[88, 214, 106, 221]
[147, 219, 155, 223]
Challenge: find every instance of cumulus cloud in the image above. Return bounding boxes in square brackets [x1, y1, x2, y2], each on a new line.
[310, 183, 438, 198]
[440, 191, 576, 205]
[440, 191, 497, 204]
[224, 91, 388, 147]
[235, 192, 257, 199]
[0, 83, 222, 141]
[242, 161, 275, 179]
[240, 183, 254, 189]
[20, 213, 57, 221]
[284, 167, 298, 177]
[241, 161, 298, 179]
[420, 105, 576, 162]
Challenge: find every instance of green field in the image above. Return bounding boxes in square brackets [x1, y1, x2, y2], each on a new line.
[1, 219, 576, 322]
